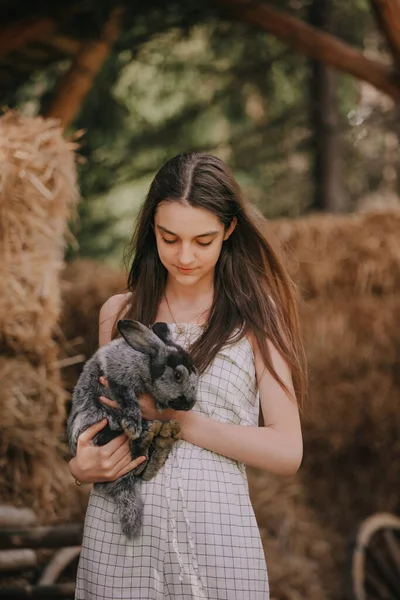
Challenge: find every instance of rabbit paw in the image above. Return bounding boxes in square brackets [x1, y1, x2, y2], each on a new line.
[149, 420, 181, 450]
[121, 418, 142, 441]
[159, 419, 181, 440]
[141, 420, 163, 445]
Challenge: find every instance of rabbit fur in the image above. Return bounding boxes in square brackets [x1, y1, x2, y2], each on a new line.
[67, 319, 198, 539]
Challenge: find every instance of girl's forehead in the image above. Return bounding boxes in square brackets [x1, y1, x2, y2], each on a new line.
[155, 202, 222, 233]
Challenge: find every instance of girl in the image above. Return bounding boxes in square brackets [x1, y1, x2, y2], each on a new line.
[69, 152, 306, 600]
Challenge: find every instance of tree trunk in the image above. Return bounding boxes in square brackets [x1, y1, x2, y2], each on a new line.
[309, 0, 348, 212]
[370, 0, 400, 72]
[214, 0, 400, 100]
[44, 7, 124, 130]
[0, 17, 55, 59]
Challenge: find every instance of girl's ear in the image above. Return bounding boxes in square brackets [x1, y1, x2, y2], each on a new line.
[223, 217, 237, 241]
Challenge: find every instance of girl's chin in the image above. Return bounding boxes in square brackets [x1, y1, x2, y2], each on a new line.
[167, 268, 210, 285]
[173, 272, 201, 284]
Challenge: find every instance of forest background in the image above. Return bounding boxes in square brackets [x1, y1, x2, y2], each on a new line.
[4, 0, 399, 263]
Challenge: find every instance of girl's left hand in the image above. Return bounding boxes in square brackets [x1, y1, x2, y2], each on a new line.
[99, 377, 176, 422]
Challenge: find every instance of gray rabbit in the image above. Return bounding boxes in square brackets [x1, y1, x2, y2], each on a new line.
[67, 319, 198, 539]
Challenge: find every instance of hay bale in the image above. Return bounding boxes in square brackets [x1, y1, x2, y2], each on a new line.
[259, 211, 400, 597]
[58, 259, 126, 392]
[248, 468, 341, 600]
[0, 354, 66, 452]
[0, 110, 79, 355]
[300, 295, 400, 376]
[304, 369, 400, 451]
[0, 111, 83, 522]
[60, 259, 126, 355]
[0, 353, 89, 521]
[271, 210, 400, 298]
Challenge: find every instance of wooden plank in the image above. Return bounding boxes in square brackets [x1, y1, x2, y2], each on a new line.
[0, 582, 75, 599]
[0, 525, 83, 550]
[0, 549, 37, 573]
[214, 0, 400, 100]
[0, 506, 37, 528]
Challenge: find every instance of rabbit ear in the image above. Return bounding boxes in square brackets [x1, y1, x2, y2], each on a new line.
[117, 320, 164, 356]
[151, 322, 173, 345]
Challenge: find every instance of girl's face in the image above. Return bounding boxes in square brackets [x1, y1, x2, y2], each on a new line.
[154, 201, 236, 287]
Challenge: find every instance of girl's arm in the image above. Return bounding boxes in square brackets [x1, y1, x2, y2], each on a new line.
[143, 337, 303, 477]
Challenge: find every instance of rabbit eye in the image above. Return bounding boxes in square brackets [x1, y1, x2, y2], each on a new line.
[174, 371, 182, 382]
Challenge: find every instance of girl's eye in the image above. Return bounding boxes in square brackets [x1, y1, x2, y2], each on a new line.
[161, 237, 212, 247]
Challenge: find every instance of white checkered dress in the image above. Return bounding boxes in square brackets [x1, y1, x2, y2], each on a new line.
[75, 324, 269, 599]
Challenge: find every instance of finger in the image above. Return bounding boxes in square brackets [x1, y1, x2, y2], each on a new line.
[108, 438, 131, 463]
[102, 432, 129, 456]
[99, 376, 108, 387]
[99, 395, 121, 410]
[114, 456, 147, 480]
[111, 446, 134, 474]
[78, 419, 108, 444]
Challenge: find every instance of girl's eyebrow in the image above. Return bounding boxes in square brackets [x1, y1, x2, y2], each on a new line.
[157, 225, 219, 238]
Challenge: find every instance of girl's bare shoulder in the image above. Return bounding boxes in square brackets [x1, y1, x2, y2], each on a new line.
[99, 293, 131, 346]
[100, 292, 131, 321]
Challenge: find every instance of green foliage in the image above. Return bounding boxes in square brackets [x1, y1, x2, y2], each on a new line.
[11, 0, 399, 263]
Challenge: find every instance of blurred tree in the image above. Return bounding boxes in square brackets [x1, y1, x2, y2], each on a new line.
[6, 0, 400, 262]
[308, 0, 348, 212]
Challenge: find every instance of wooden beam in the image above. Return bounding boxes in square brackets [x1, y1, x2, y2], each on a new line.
[214, 0, 400, 100]
[0, 525, 83, 550]
[0, 506, 37, 528]
[0, 17, 55, 59]
[44, 6, 124, 130]
[0, 582, 75, 599]
[0, 549, 37, 573]
[370, 0, 400, 71]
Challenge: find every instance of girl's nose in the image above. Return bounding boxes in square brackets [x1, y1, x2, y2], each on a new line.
[178, 243, 195, 265]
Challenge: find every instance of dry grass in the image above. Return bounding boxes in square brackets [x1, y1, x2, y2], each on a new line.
[300, 295, 400, 375]
[0, 110, 83, 522]
[248, 469, 342, 600]
[58, 259, 126, 392]
[0, 110, 79, 355]
[270, 209, 400, 298]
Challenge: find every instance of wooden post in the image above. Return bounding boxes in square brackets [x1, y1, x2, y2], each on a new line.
[309, 0, 348, 212]
[0, 17, 55, 59]
[214, 0, 400, 100]
[44, 6, 124, 130]
[370, 0, 400, 72]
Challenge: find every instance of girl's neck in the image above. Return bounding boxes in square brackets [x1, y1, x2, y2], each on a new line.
[164, 274, 214, 311]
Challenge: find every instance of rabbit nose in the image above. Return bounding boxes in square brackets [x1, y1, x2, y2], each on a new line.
[169, 395, 195, 411]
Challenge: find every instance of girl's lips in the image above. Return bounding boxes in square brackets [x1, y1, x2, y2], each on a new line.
[176, 266, 197, 273]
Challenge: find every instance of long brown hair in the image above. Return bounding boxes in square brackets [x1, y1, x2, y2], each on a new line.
[114, 153, 307, 407]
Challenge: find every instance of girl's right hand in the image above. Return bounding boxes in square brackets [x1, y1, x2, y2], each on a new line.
[68, 418, 146, 484]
